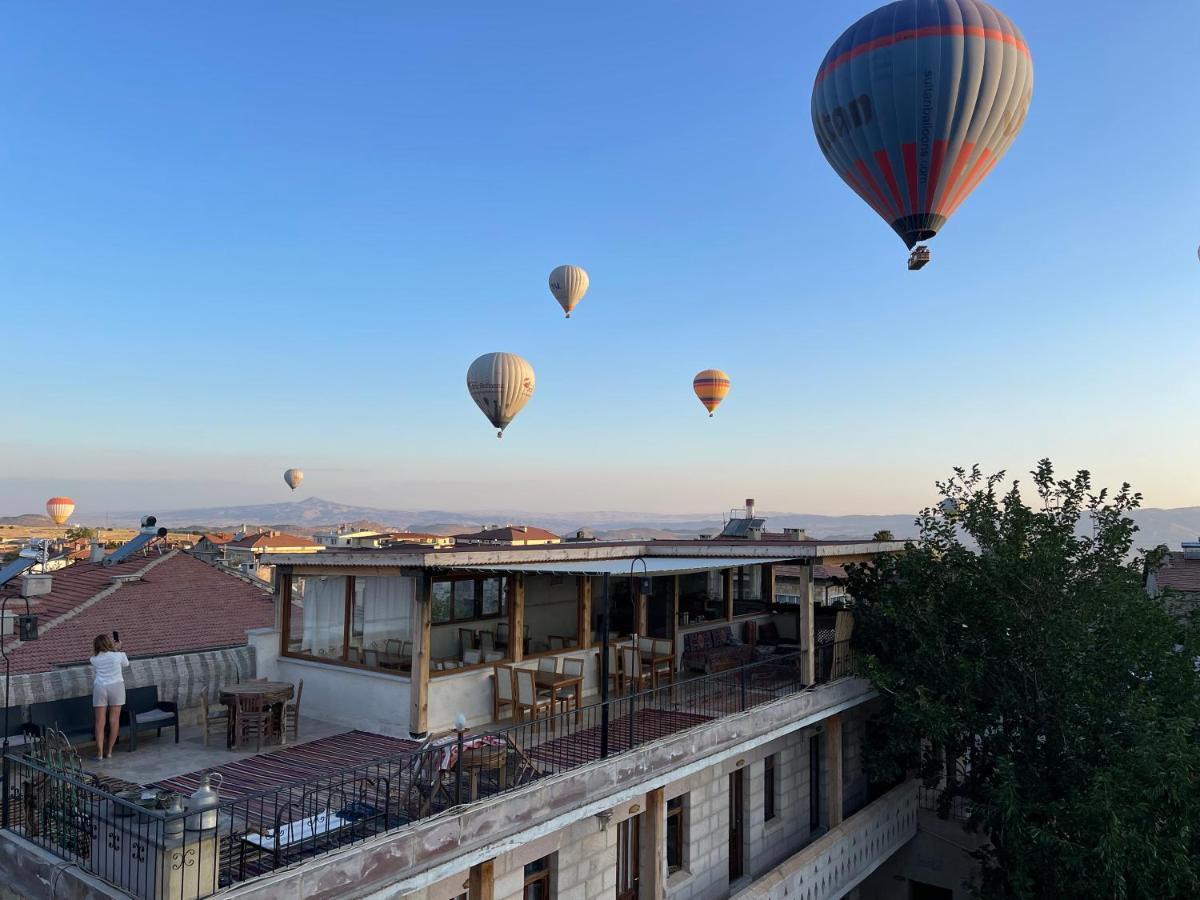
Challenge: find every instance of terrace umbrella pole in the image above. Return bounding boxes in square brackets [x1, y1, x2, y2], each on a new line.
[600, 573, 610, 759]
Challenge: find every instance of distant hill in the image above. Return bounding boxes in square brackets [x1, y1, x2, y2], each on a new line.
[0, 514, 55, 526]
[55, 497, 1200, 550]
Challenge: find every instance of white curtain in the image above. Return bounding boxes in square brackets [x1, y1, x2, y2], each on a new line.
[359, 576, 414, 646]
[301, 576, 347, 654]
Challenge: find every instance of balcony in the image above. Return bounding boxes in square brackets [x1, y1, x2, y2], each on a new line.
[0, 648, 871, 899]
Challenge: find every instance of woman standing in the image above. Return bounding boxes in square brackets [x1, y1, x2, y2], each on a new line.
[90, 633, 129, 761]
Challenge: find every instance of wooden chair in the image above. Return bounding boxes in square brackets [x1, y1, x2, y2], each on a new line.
[363, 648, 380, 668]
[493, 664, 515, 721]
[463, 649, 483, 665]
[537, 656, 559, 674]
[651, 639, 675, 688]
[548, 635, 566, 650]
[479, 631, 496, 653]
[483, 650, 504, 663]
[620, 646, 652, 694]
[199, 687, 228, 748]
[607, 644, 624, 697]
[556, 656, 585, 715]
[282, 680, 303, 743]
[236, 693, 274, 752]
[514, 668, 552, 725]
[459, 628, 476, 656]
[496, 622, 510, 650]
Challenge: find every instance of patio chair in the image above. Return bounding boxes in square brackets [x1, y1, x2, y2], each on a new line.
[363, 648, 380, 668]
[479, 631, 496, 652]
[620, 646, 652, 694]
[493, 664, 515, 721]
[537, 657, 559, 674]
[483, 650, 504, 663]
[556, 656, 585, 716]
[514, 668, 552, 726]
[200, 687, 228, 748]
[496, 622, 510, 650]
[282, 680, 303, 743]
[459, 628, 476, 655]
[400, 734, 456, 819]
[463, 649, 483, 665]
[548, 635, 565, 650]
[651, 639, 675, 688]
[607, 644, 624, 697]
[236, 693, 275, 752]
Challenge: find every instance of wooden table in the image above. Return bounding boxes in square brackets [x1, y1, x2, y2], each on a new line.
[534, 671, 583, 724]
[219, 682, 294, 749]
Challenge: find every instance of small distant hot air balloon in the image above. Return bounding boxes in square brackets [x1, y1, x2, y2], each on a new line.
[46, 496, 75, 526]
[693, 369, 731, 417]
[283, 469, 304, 491]
[812, 0, 1034, 269]
[548, 265, 589, 318]
[467, 352, 536, 438]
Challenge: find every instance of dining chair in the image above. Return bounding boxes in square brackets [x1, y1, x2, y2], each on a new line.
[464, 649, 483, 665]
[199, 687, 228, 748]
[496, 622, 510, 650]
[364, 648, 380, 668]
[236, 693, 274, 752]
[282, 679, 303, 743]
[555, 657, 585, 715]
[459, 628, 477, 655]
[620, 646, 651, 694]
[514, 668, 552, 726]
[537, 656, 559, 674]
[607, 645, 624, 697]
[652, 639, 674, 688]
[483, 650, 504, 663]
[479, 631, 496, 652]
[548, 635, 565, 650]
[493, 664, 515, 721]
[400, 640, 413, 659]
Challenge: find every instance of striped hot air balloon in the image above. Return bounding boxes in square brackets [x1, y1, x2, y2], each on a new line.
[693, 369, 731, 417]
[812, 0, 1033, 259]
[467, 352, 536, 438]
[46, 496, 75, 526]
[548, 265, 589, 318]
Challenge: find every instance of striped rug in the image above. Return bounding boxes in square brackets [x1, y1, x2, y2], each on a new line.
[527, 708, 711, 772]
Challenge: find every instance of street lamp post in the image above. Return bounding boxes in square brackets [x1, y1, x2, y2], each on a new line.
[2, 593, 40, 829]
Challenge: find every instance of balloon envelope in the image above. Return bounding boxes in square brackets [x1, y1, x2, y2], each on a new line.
[283, 469, 304, 491]
[467, 352, 536, 437]
[693, 369, 731, 417]
[46, 496, 75, 526]
[548, 265, 589, 318]
[812, 0, 1033, 248]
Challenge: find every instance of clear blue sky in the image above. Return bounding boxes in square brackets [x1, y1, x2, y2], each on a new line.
[2, 1, 1198, 518]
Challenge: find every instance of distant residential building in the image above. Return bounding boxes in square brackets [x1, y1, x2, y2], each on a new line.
[313, 525, 384, 547]
[223, 531, 321, 581]
[191, 532, 235, 565]
[348, 531, 455, 549]
[454, 524, 561, 546]
[1146, 540, 1200, 617]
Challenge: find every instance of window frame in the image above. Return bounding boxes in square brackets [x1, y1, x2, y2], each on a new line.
[666, 796, 685, 874]
[764, 754, 777, 822]
[523, 855, 552, 900]
[431, 574, 509, 625]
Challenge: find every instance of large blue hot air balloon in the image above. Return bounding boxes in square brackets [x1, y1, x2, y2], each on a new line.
[812, 0, 1033, 268]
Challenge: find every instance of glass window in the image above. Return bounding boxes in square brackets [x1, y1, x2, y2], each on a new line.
[352, 577, 413, 661]
[482, 577, 507, 616]
[678, 571, 722, 625]
[523, 856, 551, 900]
[617, 816, 640, 900]
[291, 575, 348, 660]
[454, 580, 477, 620]
[764, 755, 777, 822]
[432, 578, 507, 624]
[734, 566, 771, 616]
[666, 796, 685, 874]
[432, 581, 453, 624]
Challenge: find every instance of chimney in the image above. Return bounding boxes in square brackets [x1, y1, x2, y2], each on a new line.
[745, 498, 755, 519]
[782, 527, 808, 541]
[20, 574, 53, 598]
[1183, 539, 1200, 561]
[89, 538, 105, 563]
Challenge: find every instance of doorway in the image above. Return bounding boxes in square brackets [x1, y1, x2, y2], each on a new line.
[728, 769, 745, 881]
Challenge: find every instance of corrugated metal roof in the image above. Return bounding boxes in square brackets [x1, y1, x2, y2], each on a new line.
[440, 557, 785, 577]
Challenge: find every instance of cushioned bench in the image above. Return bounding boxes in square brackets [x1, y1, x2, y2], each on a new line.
[681, 626, 753, 674]
[29, 695, 96, 743]
[121, 685, 179, 751]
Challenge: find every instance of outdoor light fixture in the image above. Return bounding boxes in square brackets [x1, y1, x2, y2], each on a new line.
[17, 614, 38, 642]
[595, 809, 613, 831]
[454, 713, 467, 732]
[2, 594, 40, 829]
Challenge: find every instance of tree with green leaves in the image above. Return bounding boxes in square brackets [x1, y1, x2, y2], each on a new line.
[847, 461, 1200, 899]
[872, 529, 895, 542]
[65, 526, 97, 542]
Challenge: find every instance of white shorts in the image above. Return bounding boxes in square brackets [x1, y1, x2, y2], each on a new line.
[93, 682, 126, 708]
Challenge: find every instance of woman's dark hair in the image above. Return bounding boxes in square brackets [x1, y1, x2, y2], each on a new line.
[93, 633, 116, 655]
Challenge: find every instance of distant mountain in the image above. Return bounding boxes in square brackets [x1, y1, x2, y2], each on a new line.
[84, 497, 1200, 550]
[0, 514, 55, 526]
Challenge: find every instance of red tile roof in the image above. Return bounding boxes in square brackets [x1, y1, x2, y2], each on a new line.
[814, 564, 848, 581]
[1152, 552, 1200, 593]
[199, 532, 236, 545]
[228, 532, 320, 550]
[455, 525, 561, 543]
[0, 551, 275, 674]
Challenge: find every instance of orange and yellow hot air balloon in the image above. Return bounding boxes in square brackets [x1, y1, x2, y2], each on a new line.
[693, 369, 730, 417]
[46, 496, 76, 526]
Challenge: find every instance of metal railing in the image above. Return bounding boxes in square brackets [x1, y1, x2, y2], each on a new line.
[2, 646, 859, 899]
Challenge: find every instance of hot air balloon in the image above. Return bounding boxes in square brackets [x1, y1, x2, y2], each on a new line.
[283, 469, 304, 491]
[467, 353, 536, 438]
[693, 369, 730, 417]
[812, 0, 1033, 269]
[548, 265, 589, 318]
[46, 496, 75, 526]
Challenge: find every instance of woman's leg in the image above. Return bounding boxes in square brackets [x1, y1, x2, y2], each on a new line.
[106, 705, 122, 757]
[93, 706, 107, 759]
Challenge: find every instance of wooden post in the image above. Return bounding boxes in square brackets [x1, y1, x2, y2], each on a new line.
[578, 576, 593, 649]
[800, 566, 815, 685]
[410, 573, 432, 738]
[468, 859, 494, 900]
[636, 580, 648, 636]
[641, 788, 666, 900]
[723, 569, 734, 621]
[510, 574, 525, 662]
[671, 575, 680, 655]
[765, 563, 776, 608]
[825, 714, 843, 827]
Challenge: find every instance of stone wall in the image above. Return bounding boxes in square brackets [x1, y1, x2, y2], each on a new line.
[2, 645, 255, 723]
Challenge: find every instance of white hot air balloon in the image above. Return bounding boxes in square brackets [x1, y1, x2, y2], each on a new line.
[548, 265, 589, 318]
[284, 469, 304, 491]
[467, 352, 536, 438]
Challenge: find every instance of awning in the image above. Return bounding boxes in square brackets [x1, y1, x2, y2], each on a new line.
[434, 557, 790, 577]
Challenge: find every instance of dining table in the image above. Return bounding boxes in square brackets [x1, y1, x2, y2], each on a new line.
[219, 682, 295, 750]
[534, 670, 583, 725]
